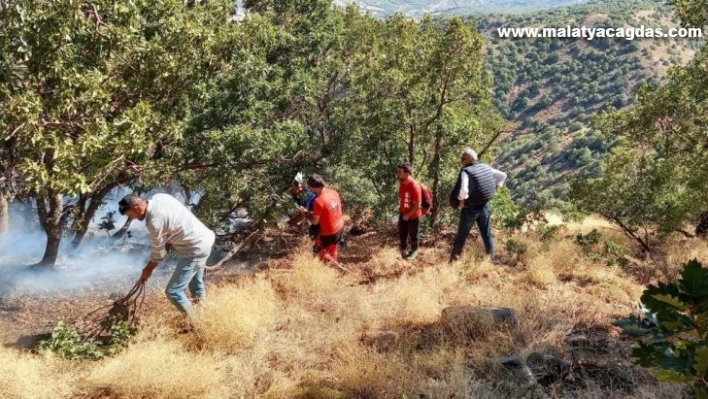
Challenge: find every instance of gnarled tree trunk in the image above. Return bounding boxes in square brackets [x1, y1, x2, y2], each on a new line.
[70, 183, 119, 249]
[36, 193, 64, 268]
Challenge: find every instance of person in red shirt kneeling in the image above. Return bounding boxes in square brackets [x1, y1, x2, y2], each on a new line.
[396, 162, 422, 260]
[305, 174, 344, 265]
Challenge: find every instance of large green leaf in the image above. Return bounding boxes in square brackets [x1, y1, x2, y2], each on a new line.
[651, 294, 689, 311]
[652, 369, 694, 384]
[681, 259, 708, 300]
[694, 347, 708, 378]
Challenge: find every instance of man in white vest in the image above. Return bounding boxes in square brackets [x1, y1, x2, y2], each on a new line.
[118, 193, 215, 316]
[449, 148, 507, 263]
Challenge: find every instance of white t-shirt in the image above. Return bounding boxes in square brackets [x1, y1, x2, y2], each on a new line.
[145, 194, 215, 262]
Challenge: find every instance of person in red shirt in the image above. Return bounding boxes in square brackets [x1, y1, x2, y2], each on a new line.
[305, 174, 344, 264]
[396, 162, 422, 260]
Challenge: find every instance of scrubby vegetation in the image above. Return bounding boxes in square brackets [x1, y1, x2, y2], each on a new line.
[475, 0, 703, 211]
[2, 216, 705, 398]
[2, 0, 708, 397]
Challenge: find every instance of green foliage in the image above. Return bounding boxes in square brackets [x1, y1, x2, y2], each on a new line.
[1, 0, 233, 196]
[0, 0, 235, 265]
[105, 320, 135, 355]
[572, 0, 708, 239]
[37, 321, 104, 360]
[561, 205, 586, 223]
[490, 187, 527, 230]
[604, 239, 625, 258]
[615, 259, 708, 397]
[181, 3, 501, 231]
[505, 238, 528, 257]
[37, 318, 135, 360]
[474, 0, 702, 211]
[536, 224, 562, 241]
[666, 0, 708, 28]
[575, 229, 601, 248]
[603, 239, 627, 266]
[2, 0, 503, 265]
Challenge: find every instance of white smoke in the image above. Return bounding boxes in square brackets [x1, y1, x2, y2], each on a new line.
[0, 184, 252, 299]
[0, 187, 190, 297]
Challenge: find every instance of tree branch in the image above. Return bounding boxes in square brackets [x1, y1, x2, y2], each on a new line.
[611, 216, 652, 253]
[478, 127, 513, 158]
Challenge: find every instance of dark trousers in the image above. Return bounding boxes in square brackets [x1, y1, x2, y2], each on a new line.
[450, 203, 494, 261]
[318, 229, 344, 264]
[399, 217, 420, 253]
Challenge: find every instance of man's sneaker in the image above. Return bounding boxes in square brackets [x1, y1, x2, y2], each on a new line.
[401, 250, 409, 259]
[406, 250, 417, 260]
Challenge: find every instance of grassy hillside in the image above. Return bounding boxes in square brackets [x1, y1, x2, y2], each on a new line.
[472, 0, 703, 211]
[1, 216, 703, 397]
[333, 0, 593, 17]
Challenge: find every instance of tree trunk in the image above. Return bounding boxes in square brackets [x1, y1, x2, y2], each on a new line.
[70, 183, 118, 249]
[112, 217, 134, 240]
[611, 216, 652, 254]
[69, 194, 89, 243]
[429, 124, 443, 229]
[39, 226, 62, 268]
[0, 191, 8, 235]
[408, 109, 415, 164]
[36, 194, 64, 268]
[696, 212, 708, 237]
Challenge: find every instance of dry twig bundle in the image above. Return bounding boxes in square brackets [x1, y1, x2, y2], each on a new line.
[76, 280, 146, 341]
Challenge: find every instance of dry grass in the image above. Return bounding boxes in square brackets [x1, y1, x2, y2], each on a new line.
[0, 346, 74, 399]
[192, 275, 278, 352]
[3, 216, 700, 398]
[85, 337, 225, 399]
[664, 235, 708, 268]
[523, 257, 557, 288]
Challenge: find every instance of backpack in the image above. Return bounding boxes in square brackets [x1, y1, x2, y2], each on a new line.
[419, 183, 433, 215]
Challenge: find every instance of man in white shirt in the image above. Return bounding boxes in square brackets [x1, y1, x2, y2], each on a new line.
[118, 193, 215, 316]
[449, 148, 507, 263]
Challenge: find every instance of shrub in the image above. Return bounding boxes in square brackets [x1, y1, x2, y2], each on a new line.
[575, 229, 601, 247]
[505, 239, 528, 257]
[536, 224, 562, 241]
[36, 319, 134, 360]
[36, 321, 104, 360]
[615, 260, 708, 397]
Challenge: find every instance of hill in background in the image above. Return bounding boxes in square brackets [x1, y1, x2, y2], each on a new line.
[332, 0, 702, 212]
[333, 0, 592, 17]
[472, 0, 702, 210]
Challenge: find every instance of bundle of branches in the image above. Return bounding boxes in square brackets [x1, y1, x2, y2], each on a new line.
[75, 279, 146, 342]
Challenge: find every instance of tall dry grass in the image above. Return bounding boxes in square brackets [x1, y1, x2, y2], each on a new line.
[1, 216, 700, 398]
[0, 346, 75, 399]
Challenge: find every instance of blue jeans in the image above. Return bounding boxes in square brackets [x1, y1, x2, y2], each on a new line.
[450, 203, 495, 261]
[165, 254, 209, 316]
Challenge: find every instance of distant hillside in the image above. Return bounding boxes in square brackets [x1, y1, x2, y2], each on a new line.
[334, 0, 703, 212]
[333, 0, 592, 17]
[471, 0, 703, 211]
